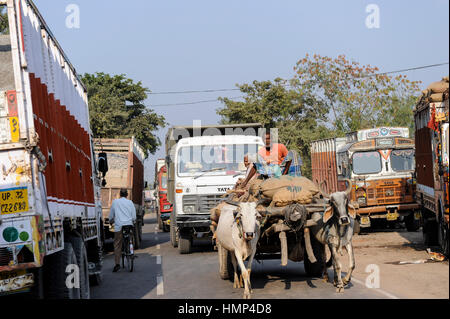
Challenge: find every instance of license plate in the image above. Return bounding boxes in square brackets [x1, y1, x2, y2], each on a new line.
[0, 187, 29, 215]
[386, 211, 399, 221]
[414, 212, 421, 220]
[360, 216, 370, 225]
[0, 271, 34, 293]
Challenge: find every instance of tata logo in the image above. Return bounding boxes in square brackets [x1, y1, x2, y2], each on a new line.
[218, 187, 231, 193]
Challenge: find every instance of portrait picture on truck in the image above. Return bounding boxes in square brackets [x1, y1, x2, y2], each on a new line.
[414, 77, 449, 255]
[93, 138, 146, 250]
[0, 0, 105, 298]
[165, 123, 265, 254]
[311, 127, 420, 232]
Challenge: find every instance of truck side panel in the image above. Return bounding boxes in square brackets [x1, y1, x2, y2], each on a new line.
[415, 106, 435, 190]
[311, 139, 338, 194]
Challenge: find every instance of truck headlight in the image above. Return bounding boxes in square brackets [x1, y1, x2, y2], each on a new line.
[183, 205, 196, 213]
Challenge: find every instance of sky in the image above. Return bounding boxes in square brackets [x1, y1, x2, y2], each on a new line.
[32, 0, 449, 184]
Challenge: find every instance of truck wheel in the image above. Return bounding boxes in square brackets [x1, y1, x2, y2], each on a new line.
[405, 212, 420, 232]
[218, 243, 233, 280]
[178, 233, 192, 254]
[438, 212, 449, 257]
[134, 224, 141, 250]
[162, 224, 170, 233]
[353, 219, 361, 235]
[44, 242, 81, 299]
[304, 236, 325, 278]
[423, 218, 439, 246]
[70, 236, 90, 299]
[157, 210, 163, 230]
[170, 212, 178, 248]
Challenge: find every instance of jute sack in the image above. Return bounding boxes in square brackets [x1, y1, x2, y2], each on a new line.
[248, 178, 264, 196]
[427, 81, 449, 94]
[429, 93, 445, 102]
[210, 201, 228, 224]
[260, 176, 319, 199]
[272, 186, 313, 207]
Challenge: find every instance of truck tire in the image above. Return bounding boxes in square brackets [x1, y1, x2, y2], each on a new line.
[353, 219, 361, 235]
[218, 243, 234, 280]
[134, 223, 141, 250]
[44, 242, 81, 299]
[70, 236, 90, 299]
[157, 210, 163, 230]
[178, 233, 192, 254]
[438, 211, 449, 257]
[170, 211, 178, 248]
[162, 223, 170, 233]
[405, 212, 420, 232]
[304, 236, 325, 278]
[423, 218, 439, 246]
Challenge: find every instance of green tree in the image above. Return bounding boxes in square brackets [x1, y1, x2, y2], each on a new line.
[81, 72, 166, 157]
[293, 54, 420, 135]
[0, 5, 9, 35]
[217, 78, 331, 178]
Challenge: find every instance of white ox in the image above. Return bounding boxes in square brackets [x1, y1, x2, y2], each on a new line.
[216, 201, 262, 299]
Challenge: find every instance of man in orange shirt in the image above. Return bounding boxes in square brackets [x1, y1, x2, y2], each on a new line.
[240, 132, 292, 188]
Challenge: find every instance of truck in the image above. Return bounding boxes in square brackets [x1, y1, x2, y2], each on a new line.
[165, 123, 264, 254]
[414, 78, 449, 255]
[0, 0, 105, 298]
[155, 163, 172, 232]
[311, 127, 420, 232]
[143, 189, 156, 213]
[93, 138, 146, 249]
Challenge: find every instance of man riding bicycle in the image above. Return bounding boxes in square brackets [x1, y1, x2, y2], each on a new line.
[109, 188, 136, 272]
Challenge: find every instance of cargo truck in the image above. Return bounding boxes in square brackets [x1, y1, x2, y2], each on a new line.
[311, 127, 420, 232]
[165, 123, 264, 254]
[93, 138, 145, 249]
[414, 78, 449, 255]
[0, 0, 105, 298]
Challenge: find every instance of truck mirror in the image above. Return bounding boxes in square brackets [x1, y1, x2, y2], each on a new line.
[145, 181, 148, 189]
[98, 152, 109, 174]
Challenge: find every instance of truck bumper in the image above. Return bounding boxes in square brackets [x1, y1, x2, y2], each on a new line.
[176, 214, 211, 228]
[357, 203, 420, 216]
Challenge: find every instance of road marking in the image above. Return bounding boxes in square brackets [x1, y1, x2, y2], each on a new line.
[156, 255, 162, 264]
[351, 277, 399, 299]
[157, 276, 164, 296]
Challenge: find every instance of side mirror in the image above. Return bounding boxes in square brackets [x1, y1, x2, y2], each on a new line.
[144, 181, 148, 189]
[98, 152, 109, 175]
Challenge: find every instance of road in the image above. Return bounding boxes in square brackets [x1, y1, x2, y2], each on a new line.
[91, 213, 449, 299]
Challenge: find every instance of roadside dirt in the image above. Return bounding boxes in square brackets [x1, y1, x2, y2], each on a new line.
[339, 228, 449, 299]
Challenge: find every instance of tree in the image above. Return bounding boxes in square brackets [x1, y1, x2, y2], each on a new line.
[0, 5, 9, 35]
[81, 72, 166, 157]
[293, 54, 420, 135]
[217, 78, 331, 178]
[217, 55, 421, 178]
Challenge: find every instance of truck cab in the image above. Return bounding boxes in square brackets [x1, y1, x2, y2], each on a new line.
[165, 124, 264, 254]
[156, 165, 172, 232]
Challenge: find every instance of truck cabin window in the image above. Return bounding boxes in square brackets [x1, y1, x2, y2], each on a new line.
[178, 144, 259, 176]
[390, 149, 415, 172]
[161, 174, 168, 189]
[352, 151, 382, 175]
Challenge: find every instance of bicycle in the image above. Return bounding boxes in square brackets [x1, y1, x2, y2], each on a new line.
[121, 225, 135, 272]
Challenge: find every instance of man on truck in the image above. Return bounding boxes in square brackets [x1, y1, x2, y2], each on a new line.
[109, 189, 136, 272]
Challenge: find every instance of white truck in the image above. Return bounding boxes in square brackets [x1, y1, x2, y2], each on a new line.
[165, 123, 264, 254]
[0, 0, 105, 298]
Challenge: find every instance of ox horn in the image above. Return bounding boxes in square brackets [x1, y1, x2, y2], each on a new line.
[344, 178, 353, 196]
[317, 181, 330, 199]
[225, 199, 240, 207]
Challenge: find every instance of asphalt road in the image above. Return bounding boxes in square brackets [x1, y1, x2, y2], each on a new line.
[92, 212, 449, 299]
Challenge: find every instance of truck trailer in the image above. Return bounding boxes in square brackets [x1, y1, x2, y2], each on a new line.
[165, 123, 264, 254]
[414, 78, 449, 255]
[0, 0, 105, 298]
[93, 138, 146, 249]
[311, 127, 420, 232]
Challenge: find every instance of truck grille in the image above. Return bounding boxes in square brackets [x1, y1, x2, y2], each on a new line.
[0, 247, 13, 266]
[183, 194, 224, 214]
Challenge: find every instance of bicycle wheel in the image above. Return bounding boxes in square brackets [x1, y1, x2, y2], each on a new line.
[125, 232, 134, 272]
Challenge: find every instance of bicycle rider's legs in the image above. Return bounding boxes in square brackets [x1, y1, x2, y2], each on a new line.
[114, 231, 123, 265]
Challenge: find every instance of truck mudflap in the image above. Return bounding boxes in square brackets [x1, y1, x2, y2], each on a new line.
[176, 214, 211, 228]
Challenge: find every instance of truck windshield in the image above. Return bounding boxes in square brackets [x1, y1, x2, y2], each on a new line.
[352, 151, 382, 175]
[161, 174, 168, 189]
[390, 149, 415, 171]
[177, 144, 260, 176]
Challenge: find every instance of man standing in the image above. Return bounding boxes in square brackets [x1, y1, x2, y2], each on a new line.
[109, 188, 136, 272]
